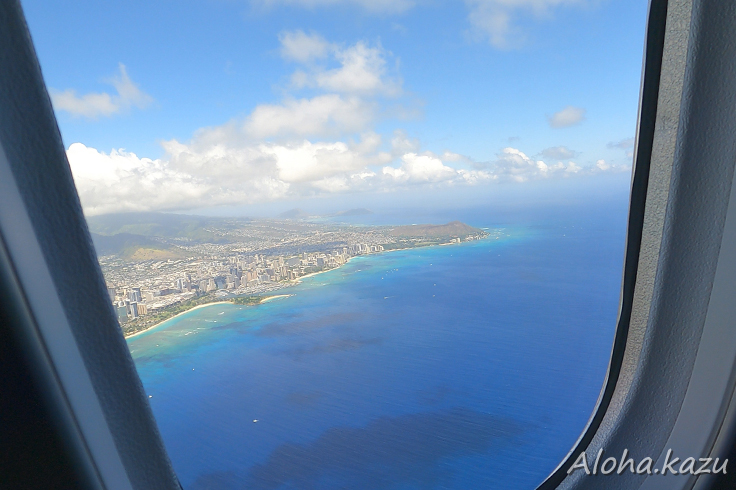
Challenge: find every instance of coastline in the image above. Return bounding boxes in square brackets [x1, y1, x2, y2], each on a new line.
[125, 257, 356, 340]
[124, 238, 485, 340]
[295, 255, 357, 282]
[124, 291, 299, 339]
[125, 301, 232, 339]
[260, 294, 291, 303]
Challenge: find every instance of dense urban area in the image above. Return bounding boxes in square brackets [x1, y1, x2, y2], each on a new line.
[92, 212, 490, 337]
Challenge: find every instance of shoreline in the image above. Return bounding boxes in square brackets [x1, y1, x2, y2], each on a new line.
[125, 256, 357, 340]
[125, 301, 233, 339]
[295, 255, 357, 282]
[125, 237, 487, 340]
[126, 262, 352, 340]
[260, 294, 292, 303]
[124, 290, 300, 339]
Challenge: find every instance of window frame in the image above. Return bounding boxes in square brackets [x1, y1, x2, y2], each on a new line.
[2, 0, 736, 489]
[541, 0, 736, 488]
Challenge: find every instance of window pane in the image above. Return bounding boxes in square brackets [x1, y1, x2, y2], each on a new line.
[23, 0, 646, 487]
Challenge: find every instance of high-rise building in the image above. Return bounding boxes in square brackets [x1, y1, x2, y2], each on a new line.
[128, 301, 139, 319]
[128, 287, 142, 302]
[115, 304, 128, 323]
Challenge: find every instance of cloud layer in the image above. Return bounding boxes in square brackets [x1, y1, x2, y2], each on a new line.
[68, 139, 628, 215]
[50, 64, 153, 119]
[65, 34, 626, 215]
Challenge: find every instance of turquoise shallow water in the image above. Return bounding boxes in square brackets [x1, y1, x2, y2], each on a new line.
[129, 211, 625, 489]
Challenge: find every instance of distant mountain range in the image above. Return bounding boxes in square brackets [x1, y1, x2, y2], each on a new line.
[86, 212, 248, 259]
[86, 212, 250, 242]
[85, 212, 479, 260]
[278, 208, 311, 219]
[90, 232, 188, 261]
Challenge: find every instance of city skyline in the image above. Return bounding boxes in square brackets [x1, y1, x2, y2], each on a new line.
[99, 215, 491, 335]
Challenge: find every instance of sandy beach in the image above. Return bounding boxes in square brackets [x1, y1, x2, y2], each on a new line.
[125, 293, 299, 339]
[125, 301, 232, 339]
[124, 241, 474, 339]
[260, 294, 292, 303]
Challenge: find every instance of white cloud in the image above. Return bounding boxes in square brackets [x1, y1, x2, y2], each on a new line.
[490, 147, 616, 182]
[541, 145, 576, 159]
[493, 147, 548, 182]
[465, 0, 588, 49]
[286, 39, 401, 96]
[50, 64, 153, 119]
[279, 31, 331, 63]
[68, 139, 628, 215]
[66, 132, 393, 214]
[548, 106, 586, 128]
[244, 94, 374, 139]
[390, 129, 420, 155]
[255, 0, 414, 14]
[382, 153, 457, 183]
[194, 36, 401, 141]
[67, 143, 221, 215]
[63, 34, 626, 215]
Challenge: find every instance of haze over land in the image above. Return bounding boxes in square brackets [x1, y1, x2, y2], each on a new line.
[95, 211, 490, 336]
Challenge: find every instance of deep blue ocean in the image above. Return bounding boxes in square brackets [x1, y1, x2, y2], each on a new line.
[128, 201, 627, 490]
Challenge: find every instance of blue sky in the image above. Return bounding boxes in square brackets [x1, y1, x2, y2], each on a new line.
[21, 0, 648, 216]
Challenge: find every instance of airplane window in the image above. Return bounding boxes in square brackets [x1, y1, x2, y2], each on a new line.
[21, 0, 648, 488]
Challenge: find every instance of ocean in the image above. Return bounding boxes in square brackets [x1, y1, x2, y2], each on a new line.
[128, 202, 627, 490]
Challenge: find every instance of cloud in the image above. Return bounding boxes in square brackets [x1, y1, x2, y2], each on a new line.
[66, 143, 223, 216]
[382, 153, 457, 183]
[193, 36, 402, 142]
[608, 137, 635, 150]
[491, 147, 614, 182]
[245, 94, 374, 139]
[493, 147, 549, 182]
[50, 64, 152, 119]
[390, 129, 420, 155]
[279, 31, 331, 63]
[548, 106, 585, 128]
[607, 137, 635, 159]
[541, 146, 576, 159]
[68, 139, 627, 215]
[66, 131, 392, 214]
[465, 0, 588, 49]
[286, 38, 401, 96]
[63, 34, 626, 215]
[254, 0, 415, 14]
